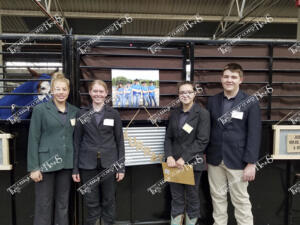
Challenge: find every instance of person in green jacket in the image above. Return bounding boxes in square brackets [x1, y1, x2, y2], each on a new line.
[27, 73, 79, 225]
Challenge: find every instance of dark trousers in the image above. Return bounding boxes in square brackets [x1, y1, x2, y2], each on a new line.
[80, 164, 116, 225]
[34, 169, 72, 225]
[169, 171, 202, 219]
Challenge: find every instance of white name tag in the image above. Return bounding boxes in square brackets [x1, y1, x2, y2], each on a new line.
[70, 118, 76, 126]
[103, 119, 114, 126]
[231, 110, 244, 120]
[182, 123, 193, 134]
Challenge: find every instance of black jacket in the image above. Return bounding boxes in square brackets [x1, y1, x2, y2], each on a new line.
[164, 103, 210, 171]
[206, 90, 262, 169]
[73, 104, 125, 174]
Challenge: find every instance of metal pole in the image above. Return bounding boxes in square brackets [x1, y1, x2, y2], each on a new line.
[0, 15, 3, 95]
[297, 6, 300, 41]
[32, 0, 66, 34]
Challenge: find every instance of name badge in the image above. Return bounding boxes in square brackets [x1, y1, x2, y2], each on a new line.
[231, 110, 244, 120]
[103, 119, 114, 126]
[182, 123, 193, 134]
[70, 118, 76, 126]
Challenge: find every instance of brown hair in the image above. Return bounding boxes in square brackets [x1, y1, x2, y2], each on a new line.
[51, 72, 70, 90]
[177, 81, 196, 92]
[223, 63, 243, 77]
[88, 80, 108, 92]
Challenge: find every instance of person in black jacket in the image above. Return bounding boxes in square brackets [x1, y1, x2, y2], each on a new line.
[206, 63, 262, 225]
[72, 80, 125, 225]
[164, 81, 210, 225]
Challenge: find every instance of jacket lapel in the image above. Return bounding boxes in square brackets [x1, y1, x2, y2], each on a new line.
[216, 92, 224, 119]
[86, 104, 101, 129]
[45, 101, 65, 126]
[172, 108, 181, 138]
[96, 105, 111, 129]
[231, 90, 245, 109]
[218, 90, 245, 127]
[65, 102, 76, 127]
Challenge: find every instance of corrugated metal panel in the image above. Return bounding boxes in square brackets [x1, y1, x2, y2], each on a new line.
[123, 127, 166, 166]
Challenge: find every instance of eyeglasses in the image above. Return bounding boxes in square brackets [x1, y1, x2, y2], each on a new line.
[179, 91, 195, 95]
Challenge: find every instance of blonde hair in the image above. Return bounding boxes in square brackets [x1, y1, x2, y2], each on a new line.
[88, 80, 108, 92]
[51, 72, 70, 90]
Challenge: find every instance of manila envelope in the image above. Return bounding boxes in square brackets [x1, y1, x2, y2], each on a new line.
[162, 162, 195, 185]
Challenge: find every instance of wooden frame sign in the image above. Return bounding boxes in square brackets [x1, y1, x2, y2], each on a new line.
[273, 125, 300, 159]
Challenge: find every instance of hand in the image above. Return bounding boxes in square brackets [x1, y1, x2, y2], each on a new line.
[72, 174, 81, 183]
[176, 157, 185, 169]
[116, 173, 125, 182]
[167, 156, 176, 167]
[243, 163, 256, 182]
[30, 170, 43, 183]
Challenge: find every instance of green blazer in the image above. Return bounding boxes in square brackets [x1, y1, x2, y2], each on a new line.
[27, 101, 79, 172]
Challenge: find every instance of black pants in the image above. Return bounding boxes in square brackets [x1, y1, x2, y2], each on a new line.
[80, 164, 116, 225]
[169, 171, 202, 219]
[34, 169, 72, 225]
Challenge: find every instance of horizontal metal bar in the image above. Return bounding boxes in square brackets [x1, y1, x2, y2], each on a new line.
[0, 66, 62, 68]
[1, 33, 298, 45]
[81, 53, 183, 58]
[0, 79, 51, 81]
[272, 82, 300, 84]
[194, 56, 270, 59]
[0, 52, 62, 55]
[273, 57, 300, 60]
[0, 34, 63, 41]
[76, 43, 184, 50]
[73, 35, 299, 45]
[79, 66, 183, 71]
[0, 93, 43, 95]
[0, 74, 29, 77]
[272, 69, 300, 72]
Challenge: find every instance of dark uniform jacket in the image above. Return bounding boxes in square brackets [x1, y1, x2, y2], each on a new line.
[73, 104, 125, 174]
[206, 90, 262, 169]
[164, 103, 210, 171]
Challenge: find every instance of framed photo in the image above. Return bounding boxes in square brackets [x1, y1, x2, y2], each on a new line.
[111, 69, 159, 108]
[272, 125, 300, 159]
[0, 133, 13, 170]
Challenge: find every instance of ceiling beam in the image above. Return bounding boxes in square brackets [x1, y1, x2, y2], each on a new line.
[0, 10, 298, 23]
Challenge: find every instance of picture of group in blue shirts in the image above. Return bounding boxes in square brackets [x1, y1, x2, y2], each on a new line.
[112, 78, 158, 108]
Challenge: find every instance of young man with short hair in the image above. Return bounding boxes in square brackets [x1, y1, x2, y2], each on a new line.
[206, 63, 262, 225]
